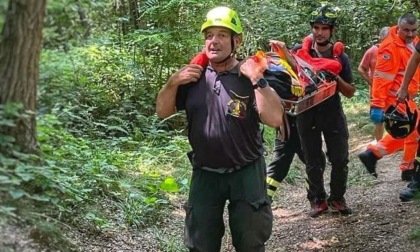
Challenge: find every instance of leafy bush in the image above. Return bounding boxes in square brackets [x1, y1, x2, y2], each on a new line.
[37, 113, 190, 228]
[39, 46, 183, 138]
[1, 104, 191, 232]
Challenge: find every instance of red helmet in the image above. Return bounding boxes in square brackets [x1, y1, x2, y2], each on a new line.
[384, 101, 418, 139]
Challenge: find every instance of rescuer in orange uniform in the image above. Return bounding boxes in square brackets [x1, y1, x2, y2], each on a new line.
[359, 12, 420, 181]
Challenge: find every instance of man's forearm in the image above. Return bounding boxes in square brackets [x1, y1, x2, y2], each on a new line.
[401, 52, 420, 91]
[255, 87, 284, 128]
[358, 67, 372, 85]
[337, 76, 355, 98]
[156, 81, 178, 119]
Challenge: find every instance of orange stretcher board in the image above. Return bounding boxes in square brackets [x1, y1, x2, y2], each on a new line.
[283, 80, 337, 116]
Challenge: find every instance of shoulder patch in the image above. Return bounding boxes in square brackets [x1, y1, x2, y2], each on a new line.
[382, 54, 391, 60]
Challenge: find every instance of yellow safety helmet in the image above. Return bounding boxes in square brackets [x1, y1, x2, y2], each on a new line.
[201, 6, 243, 34]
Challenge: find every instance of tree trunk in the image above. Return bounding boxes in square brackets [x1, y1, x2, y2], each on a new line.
[76, 0, 91, 40]
[114, 0, 129, 36]
[0, 0, 47, 154]
[120, 0, 128, 35]
[128, 0, 139, 30]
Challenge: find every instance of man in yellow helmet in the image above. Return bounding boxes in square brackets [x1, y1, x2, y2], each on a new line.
[156, 6, 284, 251]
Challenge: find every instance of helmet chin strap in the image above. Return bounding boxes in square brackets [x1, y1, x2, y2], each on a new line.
[315, 39, 331, 46]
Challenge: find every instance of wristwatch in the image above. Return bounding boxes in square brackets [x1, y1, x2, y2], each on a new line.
[253, 78, 268, 89]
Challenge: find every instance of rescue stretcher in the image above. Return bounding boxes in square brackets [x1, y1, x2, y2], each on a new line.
[267, 34, 342, 116]
[189, 41, 340, 117]
[283, 79, 337, 116]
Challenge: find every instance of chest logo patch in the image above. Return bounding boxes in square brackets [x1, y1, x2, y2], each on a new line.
[226, 99, 247, 118]
[382, 54, 391, 60]
[226, 90, 249, 119]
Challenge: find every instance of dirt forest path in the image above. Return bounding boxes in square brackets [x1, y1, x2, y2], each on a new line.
[263, 133, 420, 251]
[144, 130, 420, 252]
[137, 130, 420, 252]
[71, 128, 420, 252]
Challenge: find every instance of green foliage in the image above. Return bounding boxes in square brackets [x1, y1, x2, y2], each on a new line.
[39, 46, 177, 139]
[125, 0, 210, 92]
[233, 0, 312, 54]
[4, 0, 420, 249]
[0, 104, 49, 215]
[36, 113, 189, 228]
[337, 0, 416, 62]
[1, 104, 191, 232]
[0, 103, 21, 148]
[160, 177, 180, 192]
[43, 0, 106, 49]
[410, 226, 420, 242]
[44, 0, 84, 48]
[0, 0, 7, 30]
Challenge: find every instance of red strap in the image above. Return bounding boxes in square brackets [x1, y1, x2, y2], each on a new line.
[294, 49, 342, 76]
[189, 51, 208, 67]
[302, 35, 313, 51]
[295, 35, 343, 77]
[333, 41, 344, 58]
[301, 34, 344, 58]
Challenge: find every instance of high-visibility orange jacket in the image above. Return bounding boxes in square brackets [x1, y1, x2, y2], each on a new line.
[371, 25, 420, 109]
[368, 25, 420, 170]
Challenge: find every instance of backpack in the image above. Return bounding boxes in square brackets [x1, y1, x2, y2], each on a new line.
[252, 51, 304, 101]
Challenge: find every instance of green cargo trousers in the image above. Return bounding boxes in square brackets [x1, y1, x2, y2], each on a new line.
[183, 156, 273, 252]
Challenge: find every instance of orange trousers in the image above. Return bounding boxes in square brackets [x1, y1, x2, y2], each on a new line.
[367, 100, 419, 171]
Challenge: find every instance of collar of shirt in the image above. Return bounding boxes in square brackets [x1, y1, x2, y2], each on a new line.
[207, 61, 240, 75]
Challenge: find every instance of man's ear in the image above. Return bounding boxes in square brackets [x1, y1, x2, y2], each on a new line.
[233, 35, 242, 48]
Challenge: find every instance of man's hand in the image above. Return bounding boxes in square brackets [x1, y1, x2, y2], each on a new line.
[397, 86, 409, 103]
[269, 40, 288, 56]
[239, 57, 268, 84]
[370, 107, 384, 124]
[168, 64, 203, 87]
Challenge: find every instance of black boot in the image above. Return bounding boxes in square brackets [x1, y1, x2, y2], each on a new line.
[400, 161, 420, 202]
[401, 169, 416, 182]
[399, 180, 420, 202]
[358, 149, 379, 178]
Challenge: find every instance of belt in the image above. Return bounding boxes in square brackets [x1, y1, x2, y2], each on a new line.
[199, 166, 240, 174]
[190, 149, 264, 174]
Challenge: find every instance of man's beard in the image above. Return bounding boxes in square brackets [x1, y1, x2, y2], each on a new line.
[315, 39, 330, 46]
